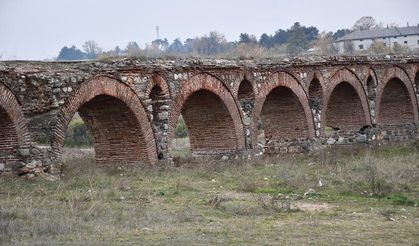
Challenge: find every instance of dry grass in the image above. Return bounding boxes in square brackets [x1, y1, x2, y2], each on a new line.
[0, 145, 418, 245]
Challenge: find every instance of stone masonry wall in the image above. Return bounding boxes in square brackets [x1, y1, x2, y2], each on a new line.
[0, 56, 418, 176]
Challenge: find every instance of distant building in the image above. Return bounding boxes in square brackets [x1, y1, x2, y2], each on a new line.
[335, 25, 419, 53]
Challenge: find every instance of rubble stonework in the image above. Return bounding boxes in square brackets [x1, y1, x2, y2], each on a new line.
[0, 56, 418, 175]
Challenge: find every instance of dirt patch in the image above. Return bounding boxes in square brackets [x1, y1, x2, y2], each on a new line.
[213, 191, 336, 212]
[293, 201, 336, 212]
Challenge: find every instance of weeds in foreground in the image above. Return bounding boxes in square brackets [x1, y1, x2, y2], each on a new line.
[0, 145, 418, 245]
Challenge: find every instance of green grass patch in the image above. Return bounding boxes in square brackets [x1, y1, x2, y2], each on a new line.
[385, 193, 416, 206]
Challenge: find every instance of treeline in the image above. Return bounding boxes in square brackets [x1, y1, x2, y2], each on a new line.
[57, 21, 348, 60]
[56, 16, 417, 60]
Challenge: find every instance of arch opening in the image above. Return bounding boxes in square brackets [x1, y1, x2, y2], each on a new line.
[170, 115, 191, 158]
[308, 78, 323, 110]
[0, 106, 19, 168]
[325, 82, 366, 135]
[415, 72, 419, 95]
[367, 76, 376, 99]
[261, 86, 309, 151]
[238, 79, 255, 114]
[378, 78, 414, 126]
[179, 89, 238, 154]
[64, 95, 151, 166]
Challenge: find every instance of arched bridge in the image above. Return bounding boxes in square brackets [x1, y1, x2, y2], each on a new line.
[0, 56, 418, 174]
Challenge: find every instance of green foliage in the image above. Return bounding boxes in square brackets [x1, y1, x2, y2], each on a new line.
[386, 194, 415, 206]
[332, 29, 351, 40]
[392, 43, 411, 54]
[174, 117, 188, 138]
[64, 118, 92, 147]
[57, 45, 85, 60]
[1, 147, 419, 244]
[368, 41, 391, 54]
[286, 22, 309, 56]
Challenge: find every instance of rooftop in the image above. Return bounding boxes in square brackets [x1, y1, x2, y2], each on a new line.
[337, 26, 419, 41]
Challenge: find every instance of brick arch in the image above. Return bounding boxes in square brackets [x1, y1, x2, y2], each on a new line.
[376, 67, 419, 125]
[146, 74, 171, 124]
[232, 73, 258, 99]
[307, 71, 325, 88]
[236, 78, 256, 116]
[51, 76, 157, 168]
[253, 72, 315, 145]
[308, 76, 324, 109]
[145, 73, 170, 98]
[237, 79, 255, 101]
[367, 67, 379, 85]
[168, 73, 245, 153]
[366, 69, 378, 98]
[366, 77, 376, 101]
[323, 68, 371, 133]
[0, 82, 31, 168]
[415, 70, 419, 95]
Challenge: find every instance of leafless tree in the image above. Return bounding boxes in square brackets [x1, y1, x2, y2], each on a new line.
[125, 41, 141, 57]
[353, 16, 376, 31]
[314, 32, 337, 55]
[343, 40, 354, 54]
[82, 40, 102, 59]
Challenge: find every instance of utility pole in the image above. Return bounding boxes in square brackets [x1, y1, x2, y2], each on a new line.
[156, 26, 160, 40]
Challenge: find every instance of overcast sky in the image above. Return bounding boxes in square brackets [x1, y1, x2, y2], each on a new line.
[0, 0, 418, 60]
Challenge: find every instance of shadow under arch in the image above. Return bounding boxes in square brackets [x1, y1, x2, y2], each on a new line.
[0, 82, 31, 170]
[322, 68, 371, 136]
[168, 73, 245, 156]
[51, 76, 157, 170]
[253, 71, 315, 153]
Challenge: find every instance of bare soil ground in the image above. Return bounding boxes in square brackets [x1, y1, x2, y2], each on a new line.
[0, 144, 418, 245]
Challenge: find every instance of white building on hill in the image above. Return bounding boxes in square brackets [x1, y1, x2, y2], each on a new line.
[335, 25, 419, 53]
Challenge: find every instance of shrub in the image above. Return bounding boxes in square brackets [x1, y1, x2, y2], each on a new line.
[64, 118, 92, 147]
[386, 194, 415, 206]
[174, 117, 188, 138]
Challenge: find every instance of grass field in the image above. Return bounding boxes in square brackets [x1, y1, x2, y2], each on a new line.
[0, 143, 418, 245]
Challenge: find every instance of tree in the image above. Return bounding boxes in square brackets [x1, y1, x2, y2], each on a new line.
[303, 26, 319, 42]
[82, 40, 102, 59]
[126, 41, 141, 56]
[114, 46, 122, 55]
[168, 38, 184, 54]
[272, 29, 289, 46]
[192, 31, 230, 56]
[392, 43, 410, 54]
[343, 40, 354, 54]
[183, 38, 195, 53]
[151, 38, 169, 51]
[333, 29, 351, 40]
[57, 45, 85, 60]
[353, 16, 376, 31]
[313, 32, 336, 55]
[368, 41, 391, 54]
[286, 22, 309, 56]
[259, 33, 272, 48]
[239, 33, 257, 44]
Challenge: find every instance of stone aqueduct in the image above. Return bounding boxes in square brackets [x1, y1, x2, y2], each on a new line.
[0, 56, 418, 175]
